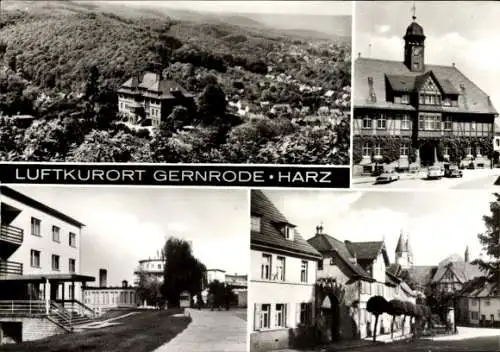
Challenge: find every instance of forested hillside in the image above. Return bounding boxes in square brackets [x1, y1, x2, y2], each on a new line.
[0, 1, 351, 164]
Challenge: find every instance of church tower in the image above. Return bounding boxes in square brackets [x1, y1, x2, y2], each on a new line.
[403, 3, 426, 72]
[395, 230, 413, 269]
[464, 245, 470, 263]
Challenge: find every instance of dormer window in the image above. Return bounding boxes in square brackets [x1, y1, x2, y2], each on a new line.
[251, 215, 261, 232]
[401, 94, 409, 104]
[283, 225, 291, 240]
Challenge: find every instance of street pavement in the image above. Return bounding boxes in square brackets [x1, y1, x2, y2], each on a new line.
[151, 308, 247, 352]
[275, 327, 500, 352]
[352, 169, 500, 190]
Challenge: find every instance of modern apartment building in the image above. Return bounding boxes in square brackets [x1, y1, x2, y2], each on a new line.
[249, 190, 322, 351]
[0, 186, 95, 344]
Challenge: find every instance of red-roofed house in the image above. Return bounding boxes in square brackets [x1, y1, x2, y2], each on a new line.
[249, 190, 322, 351]
[353, 14, 498, 175]
[117, 72, 195, 127]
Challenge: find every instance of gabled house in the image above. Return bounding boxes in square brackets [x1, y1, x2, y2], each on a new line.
[353, 13, 498, 175]
[249, 190, 322, 352]
[460, 282, 500, 327]
[307, 228, 416, 340]
[117, 72, 195, 127]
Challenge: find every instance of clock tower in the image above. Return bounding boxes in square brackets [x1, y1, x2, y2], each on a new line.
[404, 6, 426, 72]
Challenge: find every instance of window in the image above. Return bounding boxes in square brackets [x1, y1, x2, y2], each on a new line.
[283, 225, 291, 239]
[158, 264, 162, 269]
[30, 250, 41, 268]
[362, 116, 372, 129]
[481, 314, 486, 321]
[362, 143, 371, 157]
[69, 232, 77, 247]
[400, 144, 409, 157]
[69, 259, 76, 273]
[471, 299, 478, 306]
[275, 304, 287, 328]
[261, 254, 272, 280]
[300, 261, 308, 283]
[496, 139, 500, 148]
[443, 116, 452, 131]
[259, 304, 271, 329]
[376, 115, 386, 129]
[476, 146, 481, 156]
[401, 114, 410, 130]
[485, 299, 491, 306]
[419, 113, 442, 131]
[251, 216, 261, 232]
[52, 226, 60, 243]
[299, 302, 312, 325]
[318, 259, 323, 270]
[275, 256, 285, 281]
[52, 255, 60, 271]
[31, 218, 41, 237]
[471, 311, 479, 320]
[401, 95, 409, 104]
[491, 314, 495, 322]
[374, 143, 382, 157]
[330, 257, 336, 265]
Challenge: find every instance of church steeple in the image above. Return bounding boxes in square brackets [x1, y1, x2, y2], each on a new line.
[395, 230, 412, 269]
[403, 2, 426, 72]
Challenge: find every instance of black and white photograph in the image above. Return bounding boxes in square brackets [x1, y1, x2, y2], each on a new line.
[352, 1, 500, 189]
[0, 185, 248, 352]
[0, 0, 351, 165]
[249, 189, 500, 352]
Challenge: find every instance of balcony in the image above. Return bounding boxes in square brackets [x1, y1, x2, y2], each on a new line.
[0, 260, 23, 276]
[0, 224, 24, 246]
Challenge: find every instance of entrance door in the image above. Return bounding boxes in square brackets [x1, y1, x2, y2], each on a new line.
[420, 142, 436, 167]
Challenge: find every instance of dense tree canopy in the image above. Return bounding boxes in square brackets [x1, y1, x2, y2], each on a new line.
[162, 237, 207, 308]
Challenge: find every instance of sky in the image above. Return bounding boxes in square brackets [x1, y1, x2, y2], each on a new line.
[117, 1, 353, 16]
[354, 1, 500, 110]
[9, 186, 249, 286]
[264, 189, 495, 266]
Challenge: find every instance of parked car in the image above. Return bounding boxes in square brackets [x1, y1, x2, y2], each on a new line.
[444, 164, 463, 178]
[375, 170, 400, 184]
[427, 166, 445, 179]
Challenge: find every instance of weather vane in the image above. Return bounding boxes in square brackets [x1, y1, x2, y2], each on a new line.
[411, 1, 417, 20]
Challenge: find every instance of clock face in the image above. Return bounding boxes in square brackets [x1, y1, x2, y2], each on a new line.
[412, 46, 423, 56]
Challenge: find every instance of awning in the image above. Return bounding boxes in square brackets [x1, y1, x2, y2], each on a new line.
[0, 273, 95, 283]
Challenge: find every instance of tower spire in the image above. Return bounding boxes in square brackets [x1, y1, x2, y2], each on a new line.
[411, 1, 416, 21]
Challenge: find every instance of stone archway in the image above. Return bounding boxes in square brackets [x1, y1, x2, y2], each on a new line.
[419, 141, 437, 167]
[321, 294, 341, 341]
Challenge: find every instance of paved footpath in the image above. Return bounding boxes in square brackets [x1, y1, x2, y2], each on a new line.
[152, 308, 247, 352]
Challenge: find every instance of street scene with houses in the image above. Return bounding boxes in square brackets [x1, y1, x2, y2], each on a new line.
[352, 2, 500, 189]
[249, 189, 500, 352]
[0, 0, 351, 164]
[0, 186, 248, 352]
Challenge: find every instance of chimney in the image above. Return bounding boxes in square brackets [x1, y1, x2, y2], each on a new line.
[358, 52, 361, 59]
[367, 77, 376, 103]
[452, 62, 456, 68]
[99, 269, 107, 288]
[122, 280, 128, 288]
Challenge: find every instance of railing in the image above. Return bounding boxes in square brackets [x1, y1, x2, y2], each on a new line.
[0, 224, 24, 245]
[56, 299, 97, 319]
[0, 300, 46, 317]
[49, 301, 73, 328]
[0, 260, 23, 276]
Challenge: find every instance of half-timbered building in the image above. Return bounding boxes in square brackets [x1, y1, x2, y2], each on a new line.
[353, 14, 498, 175]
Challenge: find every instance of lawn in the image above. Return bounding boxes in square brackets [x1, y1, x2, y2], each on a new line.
[0, 309, 190, 352]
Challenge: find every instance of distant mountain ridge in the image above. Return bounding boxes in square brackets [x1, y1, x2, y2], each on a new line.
[1, 0, 349, 42]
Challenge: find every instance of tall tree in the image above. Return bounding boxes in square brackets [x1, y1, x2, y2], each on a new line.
[472, 193, 500, 284]
[84, 65, 100, 102]
[162, 237, 206, 307]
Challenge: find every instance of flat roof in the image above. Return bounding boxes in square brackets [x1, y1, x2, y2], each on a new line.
[0, 273, 95, 283]
[0, 186, 85, 228]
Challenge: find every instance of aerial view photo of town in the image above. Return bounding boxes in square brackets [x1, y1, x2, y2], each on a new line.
[0, 0, 351, 164]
